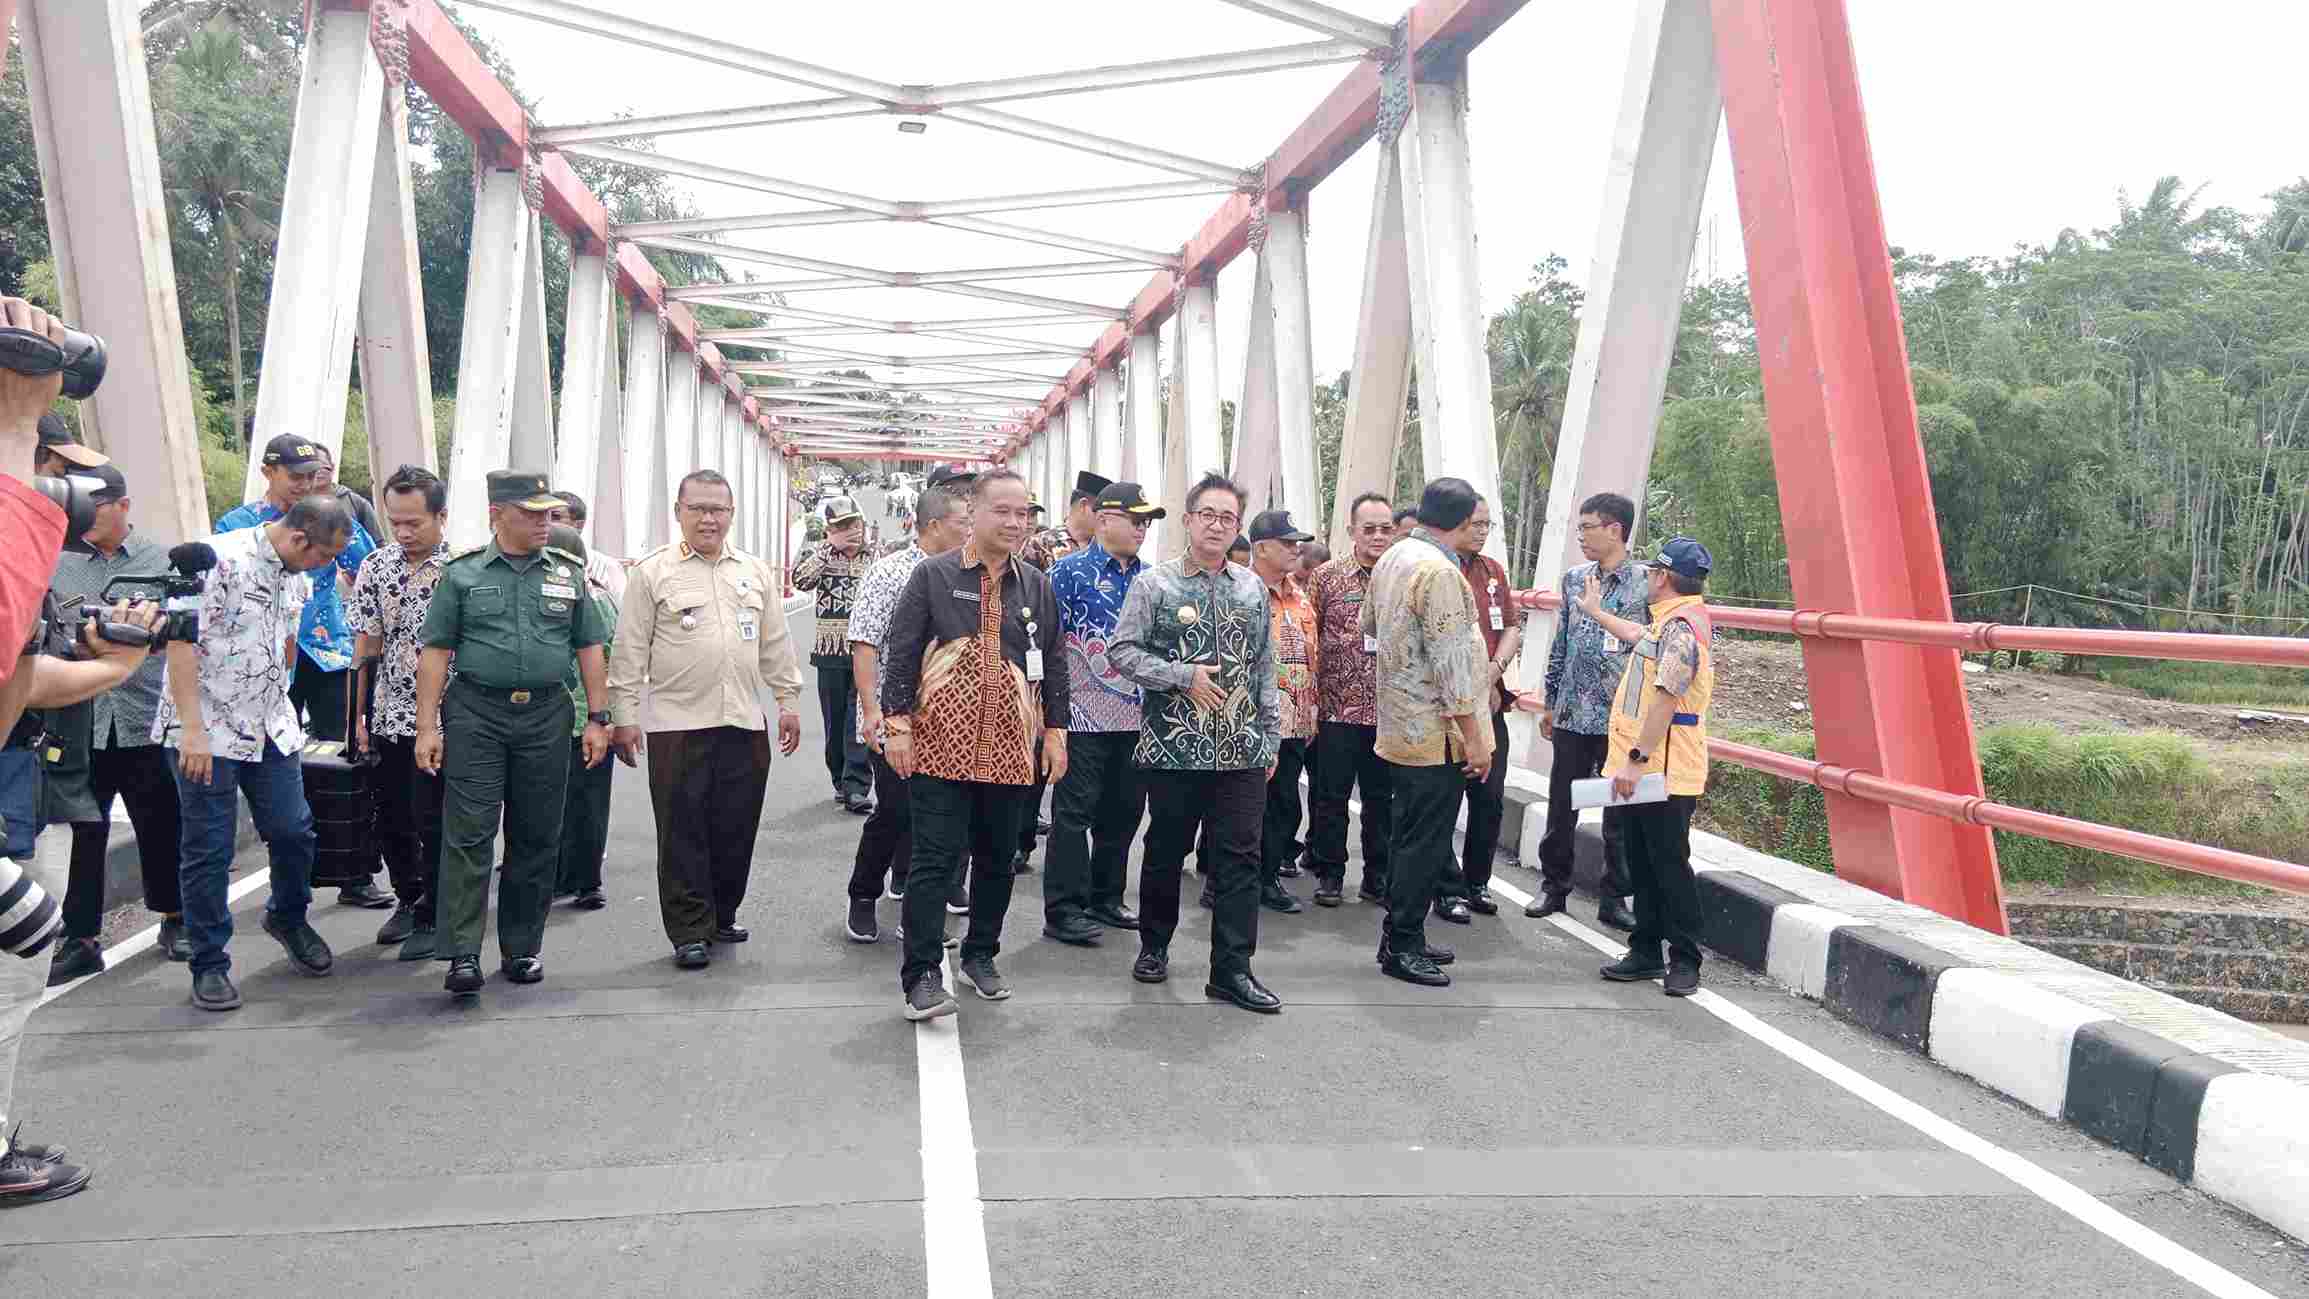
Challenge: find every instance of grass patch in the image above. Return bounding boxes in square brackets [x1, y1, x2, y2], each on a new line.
[1701, 723, 2309, 896]
[2090, 658, 2309, 709]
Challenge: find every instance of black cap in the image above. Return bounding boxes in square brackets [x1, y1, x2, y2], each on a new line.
[822, 495, 864, 524]
[486, 469, 561, 512]
[1093, 481, 1165, 519]
[1655, 536, 1714, 580]
[926, 463, 977, 489]
[1228, 533, 1250, 555]
[261, 433, 325, 471]
[1248, 509, 1314, 544]
[80, 462, 128, 502]
[1071, 470, 1112, 504]
[36, 414, 107, 468]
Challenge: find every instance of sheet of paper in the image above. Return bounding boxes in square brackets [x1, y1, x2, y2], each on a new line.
[1570, 772, 1669, 810]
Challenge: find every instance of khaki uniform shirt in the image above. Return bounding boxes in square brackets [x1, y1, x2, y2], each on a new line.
[608, 542, 805, 732]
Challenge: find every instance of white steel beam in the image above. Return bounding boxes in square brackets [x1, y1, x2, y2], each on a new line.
[1125, 329, 1164, 554]
[616, 301, 666, 558]
[556, 143, 904, 216]
[1538, 0, 1720, 590]
[1331, 142, 1413, 554]
[1232, 257, 1281, 516]
[1091, 364, 1124, 484]
[1176, 278, 1225, 485]
[756, 378, 1055, 396]
[450, 0, 905, 101]
[509, 214, 556, 472]
[589, 290, 627, 554]
[923, 41, 1367, 107]
[1213, 0, 1396, 48]
[626, 237, 1125, 316]
[1398, 72, 1503, 557]
[658, 354, 699, 548]
[1161, 309, 1192, 559]
[936, 105, 1242, 183]
[445, 169, 534, 550]
[16, 0, 207, 542]
[614, 180, 1228, 241]
[555, 249, 617, 503]
[1066, 389, 1094, 486]
[245, 5, 386, 500]
[613, 210, 881, 240]
[1264, 205, 1321, 527]
[757, 392, 1028, 415]
[355, 87, 436, 480]
[540, 97, 882, 147]
[923, 215, 1177, 269]
[692, 371, 720, 478]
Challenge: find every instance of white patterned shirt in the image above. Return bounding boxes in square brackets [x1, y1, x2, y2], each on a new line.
[154, 525, 312, 761]
[348, 542, 450, 740]
[845, 542, 925, 744]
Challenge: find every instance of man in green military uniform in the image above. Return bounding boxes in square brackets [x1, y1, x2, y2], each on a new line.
[414, 471, 610, 997]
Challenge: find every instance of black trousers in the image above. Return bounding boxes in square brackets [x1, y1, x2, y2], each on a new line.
[370, 733, 442, 924]
[847, 749, 912, 902]
[63, 743, 182, 938]
[1438, 710, 1511, 898]
[1538, 727, 1632, 899]
[815, 662, 872, 802]
[647, 726, 771, 946]
[557, 735, 614, 895]
[1140, 767, 1263, 977]
[901, 775, 1029, 988]
[1383, 758, 1462, 955]
[290, 654, 349, 743]
[1260, 737, 1312, 889]
[1309, 721, 1391, 892]
[1043, 730, 1144, 923]
[1625, 794, 1704, 967]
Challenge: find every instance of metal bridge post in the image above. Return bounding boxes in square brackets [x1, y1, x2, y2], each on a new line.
[1091, 365, 1124, 483]
[617, 300, 667, 559]
[1176, 278, 1225, 489]
[1232, 255, 1280, 515]
[356, 87, 439, 484]
[1329, 143, 1413, 554]
[658, 353, 698, 549]
[1264, 203, 1320, 528]
[1125, 329, 1164, 552]
[1710, 0, 2005, 929]
[445, 168, 536, 551]
[508, 214, 556, 474]
[1066, 390, 1093, 489]
[13, 0, 209, 542]
[556, 249, 618, 507]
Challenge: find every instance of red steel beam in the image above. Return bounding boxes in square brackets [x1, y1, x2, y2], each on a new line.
[1708, 0, 2003, 931]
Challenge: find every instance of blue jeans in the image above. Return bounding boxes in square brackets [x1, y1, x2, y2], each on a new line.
[0, 749, 40, 860]
[172, 742, 315, 976]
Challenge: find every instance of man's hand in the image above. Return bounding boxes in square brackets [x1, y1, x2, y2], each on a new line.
[81, 600, 158, 663]
[612, 724, 644, 768]
[1266, 760, 1279, 783]
[778, 708, 803, 757]
[354, 712, 371, 757]
[581, 721, 609, 768]
[178, 734, 214, 787]
[1042, 729, 1067, 786]
[1576, 581, 1605, 621]
[886, 730, 915, 779]
[1609, 761, 1641, 801]
[1537, 711, 1554, 739]
[1463, 748, 1492, 782]
[415, 726, 444, 775]
[1184, 665, 1225, 713]
[861, 704, 884, 754]
[0, 297, 68, 444]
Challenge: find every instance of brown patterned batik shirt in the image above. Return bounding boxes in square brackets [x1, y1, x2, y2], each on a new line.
[1309, 554, 1379, 727]
[880, 541, 1068, 786]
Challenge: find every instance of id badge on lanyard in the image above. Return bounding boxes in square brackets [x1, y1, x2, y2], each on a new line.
[1022, 603, 1045, 682]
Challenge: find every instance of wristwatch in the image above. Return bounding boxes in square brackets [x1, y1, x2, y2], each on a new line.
[1627, 747, 1649, 763]
[587, 710, 613, 725]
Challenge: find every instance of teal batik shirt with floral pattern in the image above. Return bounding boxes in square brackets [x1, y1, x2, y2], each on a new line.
[1106, 554, 1279, 773]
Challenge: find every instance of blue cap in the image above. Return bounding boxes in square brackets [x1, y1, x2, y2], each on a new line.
[1656, 536, 1713, 580]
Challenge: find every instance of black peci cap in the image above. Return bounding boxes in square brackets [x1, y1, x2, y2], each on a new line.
[1247, 509, 1313, 544]
[1093, 481, 1165, 519]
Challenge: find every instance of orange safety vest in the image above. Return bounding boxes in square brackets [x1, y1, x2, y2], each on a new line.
[1606, 595, 1714, 797]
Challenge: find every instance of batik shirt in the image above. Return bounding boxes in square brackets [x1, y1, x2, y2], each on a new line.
[216, 499, 374, 673]
[347, 541, 451, 740]
[1309, 555, 1379, 727]
[845, 542, 926, 745]
[1048, 539, 1145, 733]
[154, 525, 311, 761]
[1265, 571, 1320, 741]
[1542, 557, 1650, 736]
[1023, 525, 1074, 572]
[1362, 527, 1486, 768]
[50, 528, 170, 748]
[881, 544, 1068, 786]
[792, 540, 871, 667]
[1108, 555, 1279, 772]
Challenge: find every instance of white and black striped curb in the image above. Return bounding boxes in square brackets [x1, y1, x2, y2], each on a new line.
[1499, 772, 2309, 1244]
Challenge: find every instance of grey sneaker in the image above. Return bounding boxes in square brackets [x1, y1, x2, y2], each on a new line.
[957, 955, 1010, 1001]
[845, 898, 879, 943]
[904, 971, 957, 1021]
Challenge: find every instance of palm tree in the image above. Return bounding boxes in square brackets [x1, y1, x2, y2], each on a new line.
[1487, 265, 1581, 583]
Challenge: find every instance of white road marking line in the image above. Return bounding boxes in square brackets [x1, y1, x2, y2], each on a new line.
[1479, 872, 2276, 1299]
[39, 866, 272, 1008]
[915, 944, 993, 1299]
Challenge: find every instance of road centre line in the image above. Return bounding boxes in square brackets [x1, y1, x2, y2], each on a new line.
[916, 947, 994, 1299]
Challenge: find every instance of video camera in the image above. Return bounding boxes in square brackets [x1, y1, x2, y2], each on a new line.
[58, 541, 218, 651]
[3, 321, 110, 544]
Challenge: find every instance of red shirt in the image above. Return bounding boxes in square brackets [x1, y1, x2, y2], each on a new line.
[0, 475, 67, 684]
[1460, 551, 1514, 712]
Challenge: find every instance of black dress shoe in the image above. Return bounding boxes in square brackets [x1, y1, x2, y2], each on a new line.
[1259, 884, 1304, 914]
[1011, 851, 1033, 876]
[674, 943, 710, 969]
[1596, 895, 1638, 932]
[1465, 889, 1499, 916]
[501, 956, 544, 984]
[1312, 879, 1343, 908]
[444, 957, 484, 996]
[845, 799, 875, 817]
[337, 881, 395, 910]
[1357, 881, 1387, 904]
[1041, 914, 1103, 947]
[572, 888, 608, 910]
[1197, 883, 1215, 909]
[1086, 902, 1139, 930]
[261, 913, 334, 976]
[1663, 958, 1701, 997]
[712, 924, 749, 943]
[45, 938, 103, 987]
[1131, 948, 1169, 984]
[191, 968, 241, 1010]
[1526, 892, 1569, 919]
[158, 916, 191, 962]
[1600, 951, 1668, 982]
[376, 904, 418, 945]
[1433, 895, 1472, 925]
[1378, 941, 1455, 966]
[1379, 951, 1451, 987]
[1204, 970, 1282, 1014]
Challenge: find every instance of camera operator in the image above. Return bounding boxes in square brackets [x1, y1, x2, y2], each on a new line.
[46, 463, 187, 983]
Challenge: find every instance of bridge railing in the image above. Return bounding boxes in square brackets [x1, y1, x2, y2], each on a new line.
[1515, 592, 2309, 900]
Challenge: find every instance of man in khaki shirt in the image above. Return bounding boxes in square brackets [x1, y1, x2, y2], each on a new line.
[608, 470, 805, 969]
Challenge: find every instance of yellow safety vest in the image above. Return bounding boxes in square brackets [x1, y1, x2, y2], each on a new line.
[1606, 595, 1714, 797]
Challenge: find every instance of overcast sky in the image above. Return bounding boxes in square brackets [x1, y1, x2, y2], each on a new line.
[451, 0, 2308, 408]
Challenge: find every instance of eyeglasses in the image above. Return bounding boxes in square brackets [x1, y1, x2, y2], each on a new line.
[1188, 508, 1240, 531]
[1469, 519, 1494, 532]
[1352, 524, 1391, 537]
[1099, 511, 1153, 530]
[1575, 521, 1617, 535]
[680, 503, 734, 518]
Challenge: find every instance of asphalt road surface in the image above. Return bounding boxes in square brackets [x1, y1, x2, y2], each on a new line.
[5, 603, 2305, 1297]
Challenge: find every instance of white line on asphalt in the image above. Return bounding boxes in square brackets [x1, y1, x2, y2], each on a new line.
[1479, 873, 2277, 1299]
[914, 946, 994, 1299]
[38, 864, 272, 1008]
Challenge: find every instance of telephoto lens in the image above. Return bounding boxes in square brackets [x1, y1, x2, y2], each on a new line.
[0, 324, 107, 400]
[0, 857, 62, 959]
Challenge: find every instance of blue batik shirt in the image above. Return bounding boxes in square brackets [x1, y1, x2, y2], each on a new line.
[216, 499, 376, 673]
[1542, 557, 1650, 736]
[1049, 539, 1146, 733]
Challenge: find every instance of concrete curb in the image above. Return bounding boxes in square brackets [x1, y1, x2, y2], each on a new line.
[1498, 769, 2309, 1244]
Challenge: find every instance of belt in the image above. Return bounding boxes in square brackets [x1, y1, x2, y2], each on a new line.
[453, 679, 559, 705]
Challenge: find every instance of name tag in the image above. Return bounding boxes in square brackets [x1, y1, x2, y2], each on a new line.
[1025, 648, 1045, 682]
[541, 582, 577, 600]
[1363, 634, 1378, 654]
[1488, 607, 1505, 631]
[739, 619, 758, 642]
[952, 589, 981, 602]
